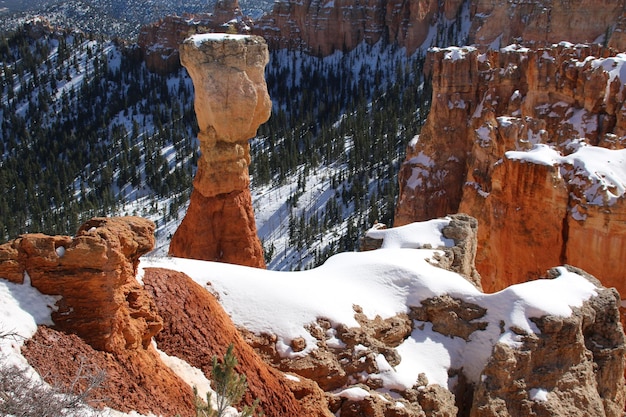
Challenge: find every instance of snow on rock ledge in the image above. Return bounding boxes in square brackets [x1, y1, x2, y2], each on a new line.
[141, 216, 626, 416]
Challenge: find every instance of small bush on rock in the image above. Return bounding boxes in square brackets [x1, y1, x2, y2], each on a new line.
[195, 344, 262, 417]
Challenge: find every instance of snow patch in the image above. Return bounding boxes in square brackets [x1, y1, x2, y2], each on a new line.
[529, 388, 549, 402]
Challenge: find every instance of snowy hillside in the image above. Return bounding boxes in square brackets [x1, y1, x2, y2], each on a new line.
[0, 0, 274, 39]
[0, 217, 601, 415]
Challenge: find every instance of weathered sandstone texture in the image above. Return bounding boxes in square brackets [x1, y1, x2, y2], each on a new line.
[253, 0, 465, 56]
[168, 34, 271, 268]
[0, 217, 196, 416]
[137, 0, 252, 73]
[470, 269, 626, 417]
[252, 0, 623, 56]
[469, 0, 625, 50]
[395, 44, 626, 297]
[143, 267, 332, 417]
[0, 217, 159, 352]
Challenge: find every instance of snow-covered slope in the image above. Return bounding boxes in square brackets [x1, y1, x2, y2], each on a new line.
[141, 218, 597, 390]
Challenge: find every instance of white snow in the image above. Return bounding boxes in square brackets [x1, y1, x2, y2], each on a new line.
[529, 388, 549, 402]
[405, 151, 435, 189]
[505, 143, 626, 205]
[140, 219, 598, 391]
[364, 218, 454, 249]
[506, 144, 562, 167]
[475, 125, 493, 147]
[430, 46, 477, 62]
[189, 33, 251, 47]
[335, 387, 370, 401]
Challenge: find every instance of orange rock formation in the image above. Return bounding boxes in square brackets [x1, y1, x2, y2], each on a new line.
[143, 267, 332, 417]
[253, 0, 465, 55]
[469, 0, 625, 49]
[395, 44, 626, 296]
[0, 217, 197, 416]
[168, 34, 270, 268]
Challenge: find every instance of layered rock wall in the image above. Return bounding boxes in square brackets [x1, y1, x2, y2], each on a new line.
[168, 34, 270, 268]
[137, 0, 252, 73]
[138, 0, 624, 69]
[469, 0, 625, 49]
[395, 44, 626, 296]
[252, 0, 624, 56]
[253, 0, 465, 56]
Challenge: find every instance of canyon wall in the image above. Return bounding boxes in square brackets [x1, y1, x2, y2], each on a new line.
[469, 0, 624, 49]
[395, 44, 626, 297]
[168, 34, 270, 268]
[137, 0, 624, 72]
[137, 0, 252, 73]
[252, 0, 624, 56]
[252, 0, 464, 56]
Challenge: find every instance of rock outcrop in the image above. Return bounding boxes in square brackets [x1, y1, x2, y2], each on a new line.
[137, 0, 253, 73]
[471, 267, 626, 417]
[168, 34, 271, 268]
[143, 267, 332, 417]
[0, 216, 159, 352]
[395, 44, 626, 300]
[170, 217, 623, 417]
[0, 217, 196, 416]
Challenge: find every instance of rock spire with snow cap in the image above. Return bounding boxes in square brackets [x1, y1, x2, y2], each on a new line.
[169, 34, 270, 268]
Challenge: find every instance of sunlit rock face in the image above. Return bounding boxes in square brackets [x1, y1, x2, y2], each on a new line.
[252, 0, 465, 56]
[169, 34, 270, 268]
[469, 0, 625, 50]
[395, 44, 626, 299]
[0, 217, 197, 416]
[0, 216, 160, 352]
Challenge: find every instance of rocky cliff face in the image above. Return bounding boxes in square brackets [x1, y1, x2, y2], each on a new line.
[168, 34, 270, 268]
[395, 44, 626, 298]
[137, 0, 252, 73]
[0, 217, 197, 416]
[251, 0, 623, 56]
[253, 0, 465, 56]
[469, 0, 625, 50]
